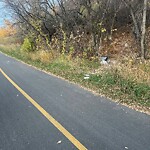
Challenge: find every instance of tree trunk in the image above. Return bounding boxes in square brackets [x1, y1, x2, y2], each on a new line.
[123, 0, 141, 56]
[141, 0, 147, 59]
[130, 6, 141, 56]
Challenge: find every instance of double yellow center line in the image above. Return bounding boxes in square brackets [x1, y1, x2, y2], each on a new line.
[0, 68, 87, 150]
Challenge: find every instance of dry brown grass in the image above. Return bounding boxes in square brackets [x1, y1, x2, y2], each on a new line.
[38, 51, 54, 63]
[116, 59, 150, 85]
[27, 50, 58, 64]
[93, 56, 150, 86]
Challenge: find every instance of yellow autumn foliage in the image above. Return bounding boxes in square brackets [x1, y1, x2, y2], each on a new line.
[0, 20, 16, 37]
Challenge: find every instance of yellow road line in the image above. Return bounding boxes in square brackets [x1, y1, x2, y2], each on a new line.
[0, 68, 87, 150]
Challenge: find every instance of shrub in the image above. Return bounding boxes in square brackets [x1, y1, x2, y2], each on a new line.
[21, 37, 34, 52]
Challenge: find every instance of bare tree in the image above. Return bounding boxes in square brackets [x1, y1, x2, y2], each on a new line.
[141, 0, 148, 59]
[123, 0, 148, 59]
[3, 0, 149, 58]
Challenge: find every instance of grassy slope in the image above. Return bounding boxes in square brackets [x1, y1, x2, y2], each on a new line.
[0, 42, 149, 114]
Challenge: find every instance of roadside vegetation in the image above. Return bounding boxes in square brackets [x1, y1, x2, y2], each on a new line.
[0, 0, 150, 113]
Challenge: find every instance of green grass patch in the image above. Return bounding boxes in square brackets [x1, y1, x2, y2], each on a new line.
[85, 72, 150, 107]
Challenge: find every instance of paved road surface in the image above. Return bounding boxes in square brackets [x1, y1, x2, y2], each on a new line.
[0, 52, 150, 150]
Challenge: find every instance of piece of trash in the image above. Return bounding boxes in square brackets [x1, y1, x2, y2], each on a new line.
[100, 56, 109, 65]
[125, 43, 128, 48]
[17, 94, 19, 97]
[57, 140, 62, 144]
[125, 146, 128, 149]
[84, 74, 90, 79]
[84, 76, 90, 79]
[85, 74, 90, 77]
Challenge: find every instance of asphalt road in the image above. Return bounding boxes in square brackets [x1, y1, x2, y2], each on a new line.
[0, 52, 150, 150]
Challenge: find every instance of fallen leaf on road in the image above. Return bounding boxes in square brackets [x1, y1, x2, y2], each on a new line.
[57, 140, 62, 144]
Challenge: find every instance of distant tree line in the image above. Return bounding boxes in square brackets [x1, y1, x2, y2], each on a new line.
[3, 0, 150, 59]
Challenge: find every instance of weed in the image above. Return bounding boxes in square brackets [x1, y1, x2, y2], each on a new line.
[21, 37, 35, 53]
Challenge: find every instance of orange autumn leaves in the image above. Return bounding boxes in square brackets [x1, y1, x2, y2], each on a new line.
[0, 20, 16, 37]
